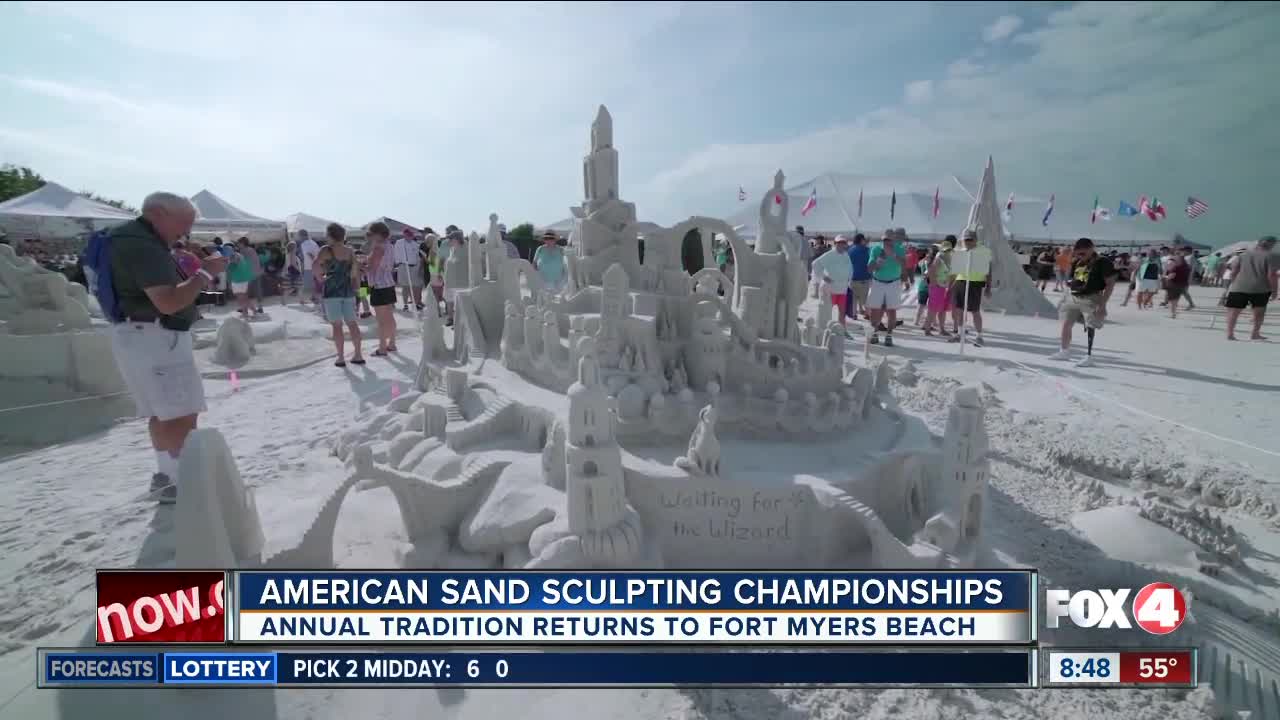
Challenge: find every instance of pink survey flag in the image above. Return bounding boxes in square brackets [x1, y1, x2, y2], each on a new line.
[801, 187, 817, 216]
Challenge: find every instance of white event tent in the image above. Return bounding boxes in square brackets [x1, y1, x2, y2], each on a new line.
[727, 173, 1173, 249]
[0, 182, 135, 241]
[189, 189, 285, 244]
[284, 212, 364, 242]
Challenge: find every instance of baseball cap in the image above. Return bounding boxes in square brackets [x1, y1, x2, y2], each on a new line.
[834, 235, 848, 245]
[962, 228, 978, 241]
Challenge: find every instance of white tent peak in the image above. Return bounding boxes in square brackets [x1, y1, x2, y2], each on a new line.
[0, 182, 135, 220]
[190, 189, 276, 224]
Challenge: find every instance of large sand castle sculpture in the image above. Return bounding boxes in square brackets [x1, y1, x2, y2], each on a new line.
[0, 244, 123, 395]
[176, 107, 993, 574]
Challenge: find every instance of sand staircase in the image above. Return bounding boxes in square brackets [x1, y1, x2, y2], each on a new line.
[446, 395, 518, 451]
[816, 484, 937, 568]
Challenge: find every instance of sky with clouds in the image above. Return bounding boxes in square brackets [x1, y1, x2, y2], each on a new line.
[0, 1, 1276, 246]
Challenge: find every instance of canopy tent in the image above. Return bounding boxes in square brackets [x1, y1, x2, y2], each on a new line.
[189, 189, 285, 244]
[284, 212, 364, 241]
[0, 182, 134, 241]
[366, 216, 422, 239]
[726, 173, 1174, 248]
[536, 217, 575, 238]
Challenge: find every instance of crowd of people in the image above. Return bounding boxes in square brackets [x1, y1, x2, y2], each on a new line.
[76, 190, 1277, 505]
[800, 225, 994, 349]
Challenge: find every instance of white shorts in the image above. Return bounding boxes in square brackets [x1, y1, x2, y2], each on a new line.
[110, 323, 207, 421]
[866, 279, 901, 310]
[231, 281, 249, 294]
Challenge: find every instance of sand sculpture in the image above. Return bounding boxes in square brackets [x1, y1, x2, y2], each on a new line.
[186, 106, 992, 574]
[964, 158, 1056, 317]
[0, 244, 123, 395]
[213, 315, 256, 367]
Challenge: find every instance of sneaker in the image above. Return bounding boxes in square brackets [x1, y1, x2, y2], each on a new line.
[869, 334, 881, 345]
[1076, 355, 1096, 368]
[972, 335, 984, 347]
[1048, 349, 1072, 361]
[150, 473, 177, 505]
[883, 335, 894, 348]
[947, 334, 961, 343]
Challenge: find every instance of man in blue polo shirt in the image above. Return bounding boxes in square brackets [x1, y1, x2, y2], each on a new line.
[865, 228, 906, 347]
[845, 232, 871, 320]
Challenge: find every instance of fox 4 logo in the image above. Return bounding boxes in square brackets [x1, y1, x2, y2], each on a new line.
[1046, 582, 1188, 635]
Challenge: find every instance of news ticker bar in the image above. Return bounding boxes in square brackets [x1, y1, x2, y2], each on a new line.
[96, 569, 1037, 645]
[41, 647, 1037, 688]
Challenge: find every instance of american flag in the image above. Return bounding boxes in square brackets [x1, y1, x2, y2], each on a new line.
[737, 186, 746, 202]
[1185, 196, 1208, 219]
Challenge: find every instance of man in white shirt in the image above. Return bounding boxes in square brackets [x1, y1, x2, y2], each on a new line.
[297, 229, 321, 307]
[394, 228, 424, 311]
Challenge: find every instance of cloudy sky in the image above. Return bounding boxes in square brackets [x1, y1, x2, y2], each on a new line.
[1, 1, 1276, 245]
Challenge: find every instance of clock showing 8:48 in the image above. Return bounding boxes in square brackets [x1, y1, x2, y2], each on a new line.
[1047, 651, 1121, 684]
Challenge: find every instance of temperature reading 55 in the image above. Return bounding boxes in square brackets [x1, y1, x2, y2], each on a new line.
[1138, 657, 1176, 679]
[466, 658, 511, 679]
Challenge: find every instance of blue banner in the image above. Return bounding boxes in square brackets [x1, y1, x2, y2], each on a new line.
[39, 649, 1033, 687]
[236, 571, 1032, 612]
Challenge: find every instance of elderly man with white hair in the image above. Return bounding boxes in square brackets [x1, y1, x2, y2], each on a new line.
[108, 192, 227, 503]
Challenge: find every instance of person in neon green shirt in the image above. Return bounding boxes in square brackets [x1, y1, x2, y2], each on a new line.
[947, 228, 993, 347]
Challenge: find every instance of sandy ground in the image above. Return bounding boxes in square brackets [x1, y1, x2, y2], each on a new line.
[0, 284, 1275, 720]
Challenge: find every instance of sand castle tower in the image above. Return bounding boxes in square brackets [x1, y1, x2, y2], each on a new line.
[564, 341, 643, 565]
[918, 386, 989, 554]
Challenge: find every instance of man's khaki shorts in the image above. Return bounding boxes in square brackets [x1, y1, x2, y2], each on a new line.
[850, 280, 871, 305]
[1058, 293, 1105, 329]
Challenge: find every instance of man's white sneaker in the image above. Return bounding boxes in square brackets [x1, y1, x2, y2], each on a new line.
[1076, 355, 1096, 368]
[1048, 349, 1072, 361]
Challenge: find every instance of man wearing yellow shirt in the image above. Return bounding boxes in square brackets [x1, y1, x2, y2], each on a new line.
[947, 228, 993, 347]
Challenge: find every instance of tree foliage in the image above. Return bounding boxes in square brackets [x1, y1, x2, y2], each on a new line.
[507, 222, 537, 260]
[0, 164, 45, 203]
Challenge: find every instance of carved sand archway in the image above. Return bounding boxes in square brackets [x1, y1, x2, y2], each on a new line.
[657, 217, 752, 280]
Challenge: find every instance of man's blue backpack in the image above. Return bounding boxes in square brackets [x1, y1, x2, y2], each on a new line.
[85, 228, 124, 322]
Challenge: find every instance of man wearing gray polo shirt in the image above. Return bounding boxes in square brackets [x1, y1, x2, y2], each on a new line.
[109, 192, 227, 502]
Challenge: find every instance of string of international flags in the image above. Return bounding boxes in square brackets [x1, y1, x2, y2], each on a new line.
[736, 184, 1210, 223]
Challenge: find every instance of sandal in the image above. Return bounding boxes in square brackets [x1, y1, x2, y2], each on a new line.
[335, 360, 347, 367]
[387, 345, 398, 352]
[373, 349, 389, 357]
[350, 357, 366, 365]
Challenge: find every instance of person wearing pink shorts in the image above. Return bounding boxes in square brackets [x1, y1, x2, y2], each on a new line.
[923, 236, 956, 336]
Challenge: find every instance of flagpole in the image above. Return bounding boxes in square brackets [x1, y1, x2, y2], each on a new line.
[826, 174, 857, 234]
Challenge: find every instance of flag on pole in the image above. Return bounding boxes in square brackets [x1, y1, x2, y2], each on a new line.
[775, 193, 782, 205]
[932, 186, 940, 219]
[1041, 194, 1055, 226]
[890, 189, 897, 220]
[1185, 196, 1208, 219]
[857, 189, 863, 220]
[1090, 196, 1101, 223]
[1143, 196, 1166, 221]
[1152, 197, 1167, 219]
[801, 187, 817, 216]
[1006, 193, 1014, 213]
[737, 186, 746, 202]
[1117, 200, 1139, 217]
